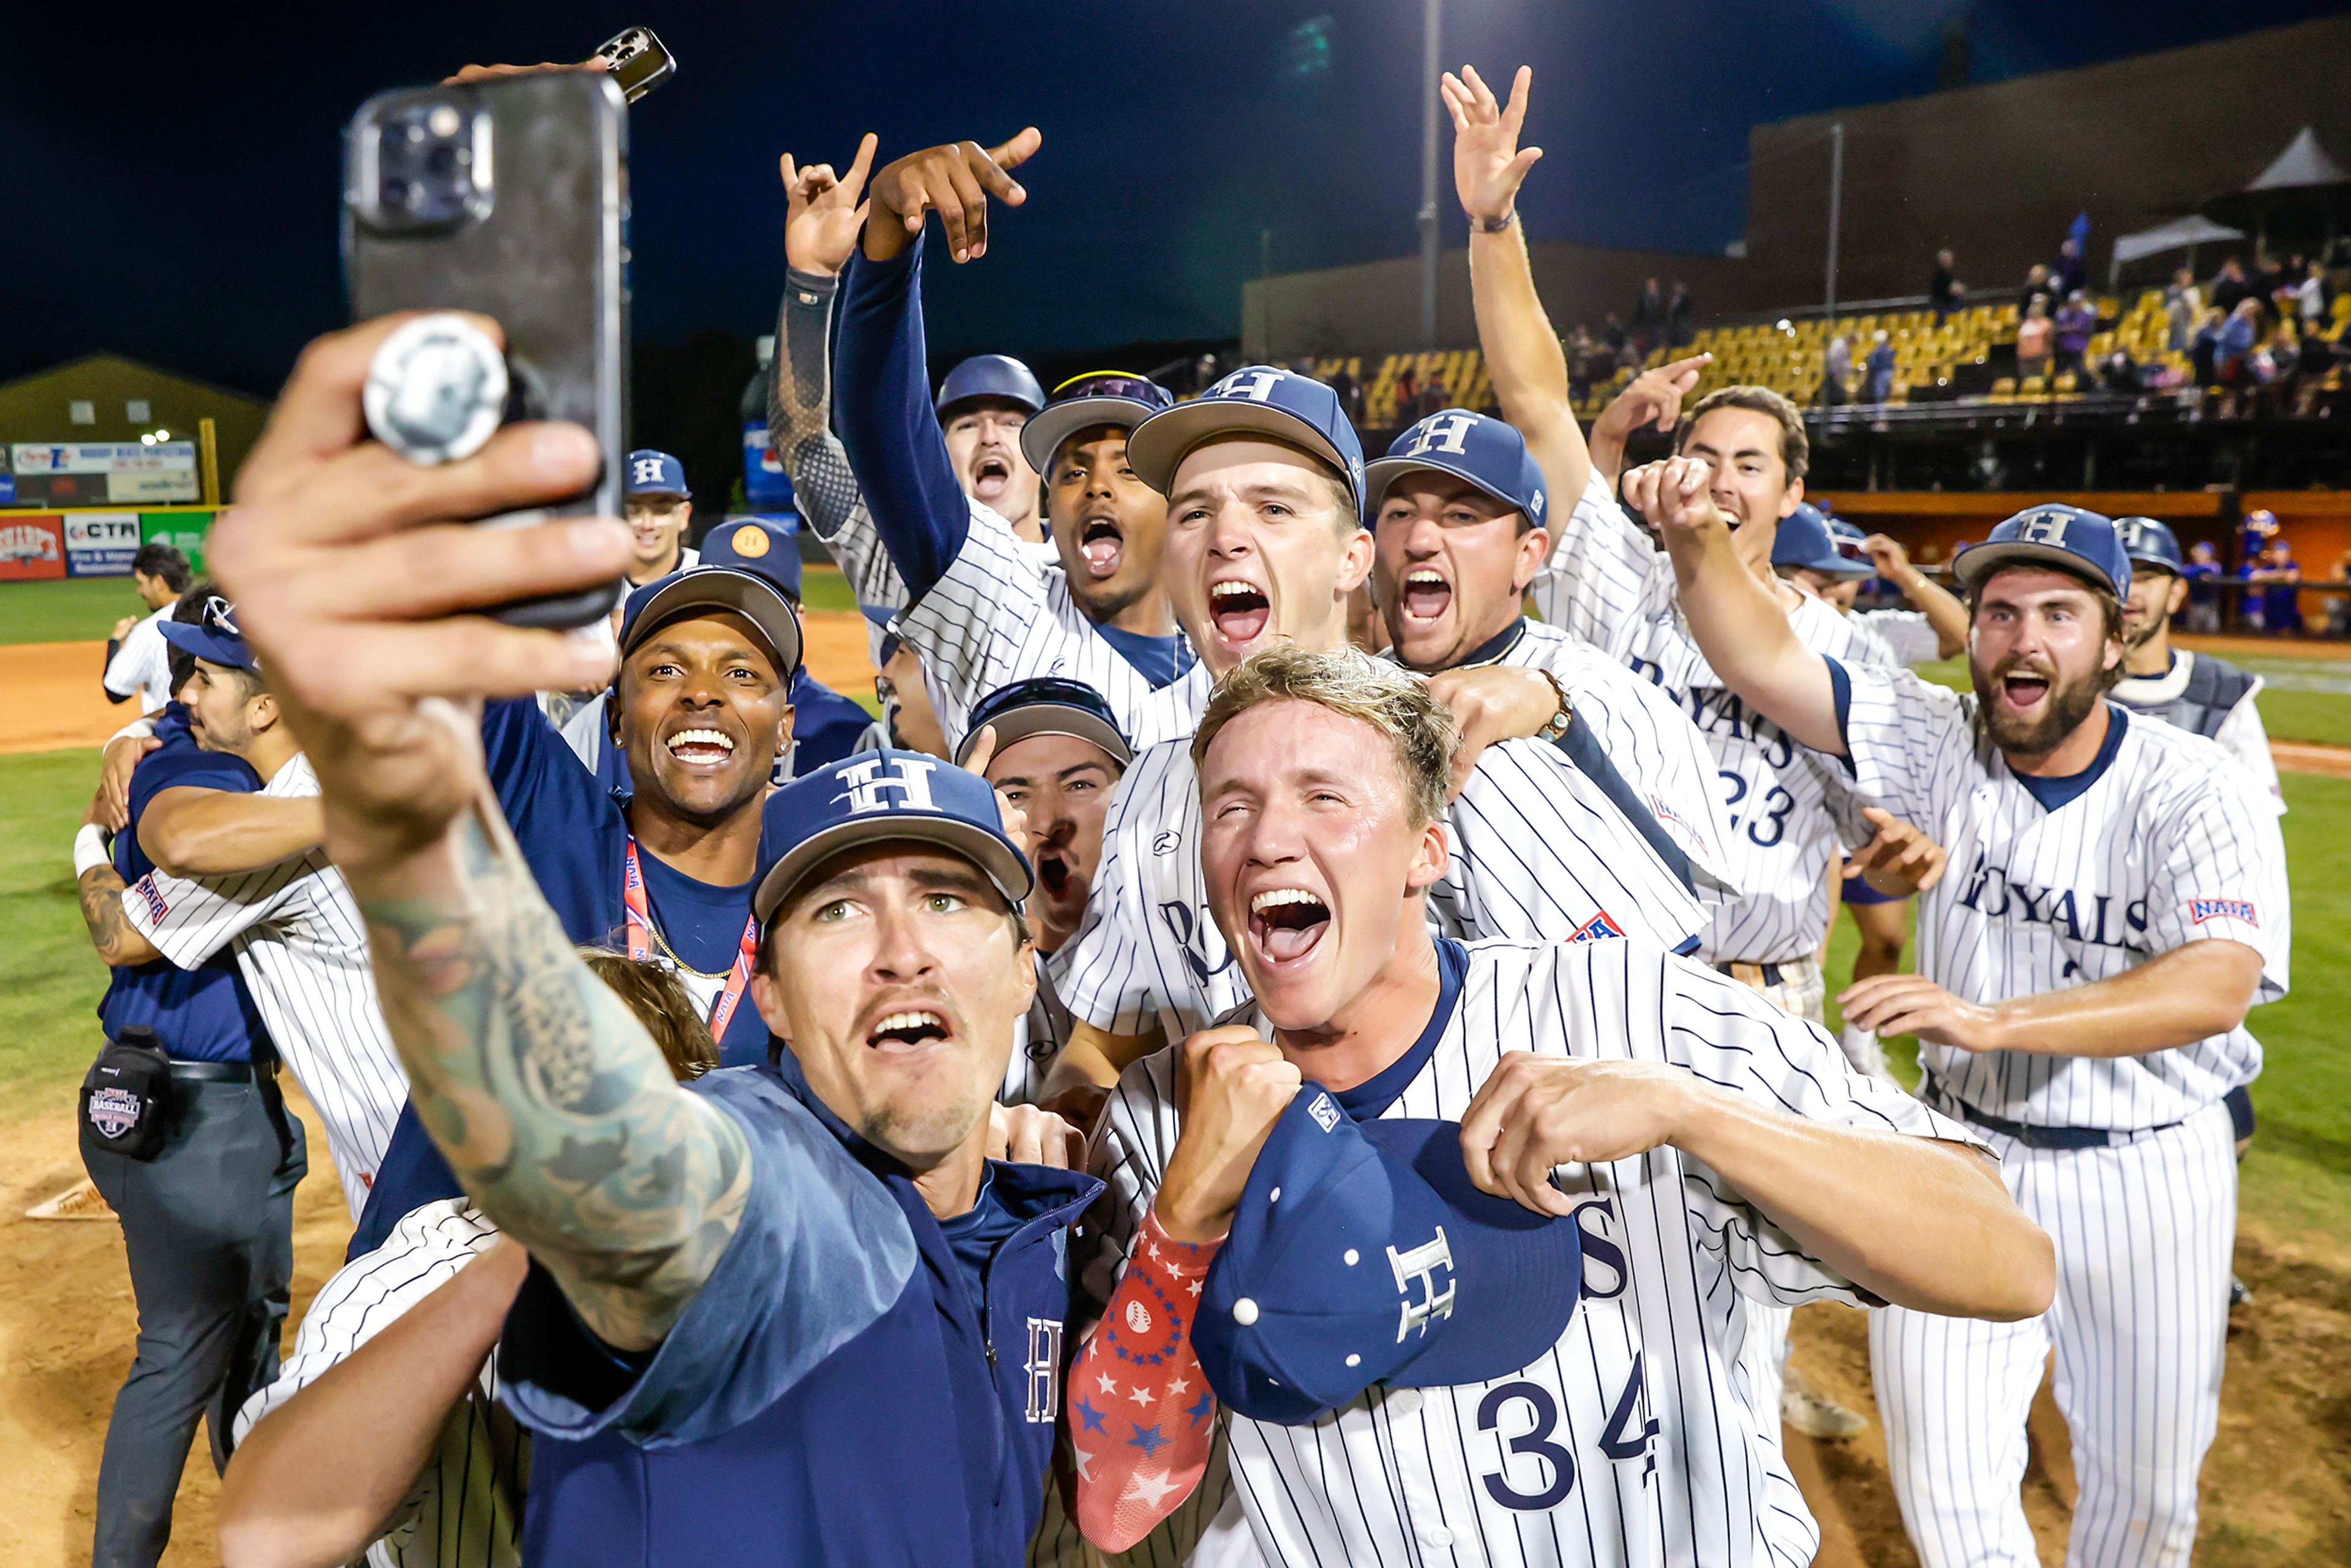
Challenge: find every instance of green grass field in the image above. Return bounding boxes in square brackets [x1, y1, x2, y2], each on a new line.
[0, 567, 864, 649]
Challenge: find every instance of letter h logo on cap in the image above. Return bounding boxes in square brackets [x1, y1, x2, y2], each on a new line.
[2015, 510, 2072, 547]
[836, 757, 938, 814]
[631, 454, 669, 488]
[1388, 1229, 1458, 1343]
[1214, 368, 1285, 403]
[1401, 413, 1477, 460]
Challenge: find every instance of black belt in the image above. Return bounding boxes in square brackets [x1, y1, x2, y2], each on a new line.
[168, 1059, 262, 1083]
[1715, 960, 1790, 989]
[1929, 1081, 2181, 1151]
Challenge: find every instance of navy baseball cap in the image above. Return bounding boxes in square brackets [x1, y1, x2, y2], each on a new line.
[1193, 1086, 1584, 1426]
[1364, 408, 1548, 527]
[1954, 503, 2131, 598]
[1018, 371, 1177, 476]
[617, 566, 804, 682]
[753, 748, 1032, 924]
[1772, 503, 1873, 577]
[1126, 366, 1367, 519]
[954, 677, 1133, 770]
[703, 516, 805, 602]
[2116, 516, 2185, 577]
[935, 354, 1046, 420]
[626, 449, 691, 498]
[158, 595, 258, 672]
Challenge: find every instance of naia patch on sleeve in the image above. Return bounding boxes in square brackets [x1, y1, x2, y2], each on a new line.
[2189, 899, 2258, 927]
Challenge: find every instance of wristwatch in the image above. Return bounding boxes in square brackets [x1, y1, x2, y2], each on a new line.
[1474, 209, 1518, 234]
[1535, 669, 1573, 742]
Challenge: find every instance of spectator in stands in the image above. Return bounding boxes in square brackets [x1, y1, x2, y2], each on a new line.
[2020, 263, 2056, 318]
[1394, 364, 1420, 421]
[2210, 256, 2252, 318]
[1667, 279, 1696, 348]
[2053, 290, 2098, 375]
[1330, 363, 1363, 427]
[2097, 345, 2142, 394]
[2055, 234, 2088, 298]
[2180, 540, 2223, 632]
[2015, 298, 2054, 381]
[2255, 247, 2289, 315]
[1821, 330, 1854, 407]
[1929, 248, 1962, 319]
[1600, 311, 1629, 359]
[1864, 329, 1895, 403]
[1632, 276, 1669, 355]
[2296, 259, 2329, 329]
[2165, 266, 2203, 354]
[1566, 324, 1597, 401]
[1419, 372, 1449, 422]
[2191, 307, 2225, 387]
[2217, 298, 2262, 383]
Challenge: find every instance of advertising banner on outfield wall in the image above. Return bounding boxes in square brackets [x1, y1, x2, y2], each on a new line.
[10, 443, 201, 505]
[139, 511, 215, 576]
[66, 511, 143, 577]
[0, 516, 66, 581]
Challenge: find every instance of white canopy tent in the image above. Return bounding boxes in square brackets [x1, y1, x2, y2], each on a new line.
[2108, 216, 2245, 285]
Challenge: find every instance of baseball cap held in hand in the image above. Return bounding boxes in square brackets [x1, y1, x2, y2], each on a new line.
[1194, 1086, 1583, 1425]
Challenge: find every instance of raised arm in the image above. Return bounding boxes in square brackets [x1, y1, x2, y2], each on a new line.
[1461, 1049, 2053, 1322]
[138, 786, 323, 876]
[218, 1239, 528, 1568]
[211, 315, 749, 1352]
[767, 136, 911, 614]
[833, 130, 1039, 599]
[1865, 533, 1969, 658]
[1445, 66, 1589, 508]
[1625, 457, 1847, 754]
[1587, 353, 1712, 490]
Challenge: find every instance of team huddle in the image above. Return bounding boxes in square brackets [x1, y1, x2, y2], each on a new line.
[67, 59, 2289, 1568]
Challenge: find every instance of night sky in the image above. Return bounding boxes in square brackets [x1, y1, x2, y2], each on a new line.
[8, 0, 2341, 398]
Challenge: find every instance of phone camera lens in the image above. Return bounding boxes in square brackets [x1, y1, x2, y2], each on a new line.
[380, 178, 413, 211]
[427, 104, 461, 138]
[426, 143, 459, 179]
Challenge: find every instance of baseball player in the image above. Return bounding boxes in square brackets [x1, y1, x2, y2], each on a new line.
[557, 517, 873, 785]
[956, 678, 1134, 1107]
[1049, 366, 1718, 1100]
[1836, 519, 1970, 663]
[2112, 515, 2285, 814]
[476, 560, 804, 1066]
[1067, 647, 2052, 1566]
[102, 542, 194, 715]
[831, 130, 1209, 752]
[1368, 404, 1738, 892]
[113, 602, 408, 1217]
[1641, 478, 2290, 1567]
[220, 953, 719, 1568]
[621, 449, 700, 587]
[213, 312, 1101, 1566]
[69, 636, 305, 1568]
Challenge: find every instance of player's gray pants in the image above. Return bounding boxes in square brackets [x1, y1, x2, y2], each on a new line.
[83, 1074, 306, 1568]
[1870, 1101, 2235, 1568]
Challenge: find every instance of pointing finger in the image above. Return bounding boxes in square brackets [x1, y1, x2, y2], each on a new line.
[841, 132, 879, 200]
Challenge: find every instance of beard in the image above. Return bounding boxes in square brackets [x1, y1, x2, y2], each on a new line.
[1974, 657, 2106, 757]
[2123, 609, 2165, 656]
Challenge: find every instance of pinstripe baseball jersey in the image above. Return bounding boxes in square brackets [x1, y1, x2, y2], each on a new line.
[104, 606, 175, 713]
[1834, 663, 2290, 1128]
[1087, 936, 1986, 1568]
[999, 945, 1076, 1108]
[234, 1198, 522, 1568]
[122, 753, 407, 1217]
[1530, 471, 1900, 964]
[1455, 618, 1738, 897]
[1853, 607, 1944, 667]
[896, 500, 1211, 755]
[1060, 717, 1706, 1041]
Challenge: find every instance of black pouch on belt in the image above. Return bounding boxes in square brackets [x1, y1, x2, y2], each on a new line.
[80, 1026, 175, 1162]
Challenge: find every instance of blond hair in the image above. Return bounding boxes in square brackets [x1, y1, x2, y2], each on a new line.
[577, 948, 720, 1081]
[1190, 648, 1458, 825]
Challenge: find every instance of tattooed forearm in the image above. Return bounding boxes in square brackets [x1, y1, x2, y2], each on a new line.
[78, 866, 161, 967]
[359, 795, 751, 1351]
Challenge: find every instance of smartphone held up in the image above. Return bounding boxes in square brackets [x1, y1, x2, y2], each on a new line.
[341, 63, 636, 629]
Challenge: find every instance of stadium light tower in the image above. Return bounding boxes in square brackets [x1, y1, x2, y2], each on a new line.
[1419, 0, 1442, 349]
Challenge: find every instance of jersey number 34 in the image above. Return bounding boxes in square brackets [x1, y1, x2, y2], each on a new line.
[1477, 1354, 1659, 1510]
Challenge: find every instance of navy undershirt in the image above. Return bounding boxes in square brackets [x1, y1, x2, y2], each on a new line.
[2010, 703, 2129, 813]
[936, 1167, 1023, 1320]
[1091, 621, 1193, 689]
[637, 851, 757, 976]
[1332, 939, 1471, 1120]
